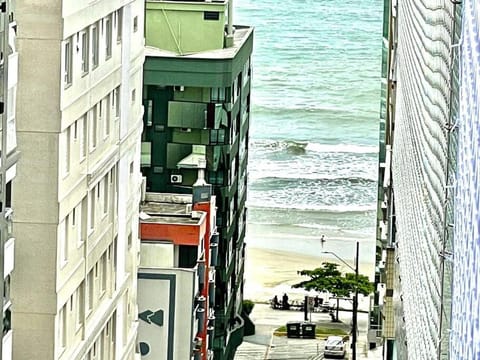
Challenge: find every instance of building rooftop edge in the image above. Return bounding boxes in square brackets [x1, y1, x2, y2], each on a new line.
[145, 25, 253, 60]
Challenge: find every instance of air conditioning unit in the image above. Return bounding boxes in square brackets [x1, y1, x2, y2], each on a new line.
[170, 174, 183, 184]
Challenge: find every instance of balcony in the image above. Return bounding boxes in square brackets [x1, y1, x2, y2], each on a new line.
[3, 236, 14, 278]
[2, 329, 12, 360]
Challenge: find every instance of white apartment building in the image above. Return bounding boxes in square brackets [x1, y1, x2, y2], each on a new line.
[11, 1, 144, 359]
[0, 1, 19, 359]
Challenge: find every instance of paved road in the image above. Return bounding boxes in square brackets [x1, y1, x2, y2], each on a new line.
[235, 303, 383, 360]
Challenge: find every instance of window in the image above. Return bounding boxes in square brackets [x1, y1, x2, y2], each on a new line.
[204, 11, 220, 20]
[63, 37, 73, 87]
[127, 232, 132, 249]
[146, 99, 153, 126]
[87, 270, 94, 311]
[59, 219, 68, 266]
[80, 115, 87, 160]
[79, 197, 87, 247]
[73, 121, 78, 140]
[210, 129, 225, 144]
[114, 87, 120, 118]
[89, 189, 95, 231]
[116, 8, 123, 42]
[131, 89, 136, 104]
[101, 253, 107, 293]
[81, 30, 89, 74]
[76, 282, 85, 330]
[208, 171, 224, 185]
[103, 177, 109, 214]
[58, 304, 67, 349]
[105, 14, 112, 59]
[113, 237, 118, 290]
[98, 100, 104, 141]
[211, 87, 226, 102]
[90, 106, 97, 151]
[103, 96, 110, 138]
[65, 214, 69, 256]
[63, 126, 71, 176]
[91, 22, 99, 69]
[133, 16, 138, 32]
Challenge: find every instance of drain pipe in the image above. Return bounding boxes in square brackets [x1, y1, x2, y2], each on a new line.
[225, 0, 234, 47]
[227, 0, 233, 35]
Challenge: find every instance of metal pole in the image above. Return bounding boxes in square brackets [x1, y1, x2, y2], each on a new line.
[352, 241, 359, 360]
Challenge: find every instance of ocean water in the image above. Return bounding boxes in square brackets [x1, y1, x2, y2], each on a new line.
[235, 0, 383, 264]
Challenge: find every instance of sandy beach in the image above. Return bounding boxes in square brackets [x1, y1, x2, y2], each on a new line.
[243, 245, 375, 305]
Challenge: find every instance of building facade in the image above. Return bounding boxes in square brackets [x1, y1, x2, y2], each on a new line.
[11, 1, 144, 359]
[0, 0, 19, 359]
[142, 1, 253, 358]
[138, 186, 217, 360]
[373, 0, 467, 358]
[449, 0, 480, 358]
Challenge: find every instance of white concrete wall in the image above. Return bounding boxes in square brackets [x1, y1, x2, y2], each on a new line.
[12, 0, 144, 359]
[137, 268, 195, 360]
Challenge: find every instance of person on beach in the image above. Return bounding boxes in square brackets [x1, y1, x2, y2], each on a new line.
[282, 293, 290, 310]
[272, 295, 279, 309]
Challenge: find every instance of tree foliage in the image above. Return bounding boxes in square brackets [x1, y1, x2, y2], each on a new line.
[292, 262, 374, 298]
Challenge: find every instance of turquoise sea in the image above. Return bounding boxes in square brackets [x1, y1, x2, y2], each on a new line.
[235, 0, 383, 264]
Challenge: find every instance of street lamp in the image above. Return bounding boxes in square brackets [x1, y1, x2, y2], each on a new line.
[322, 241, 359, 360]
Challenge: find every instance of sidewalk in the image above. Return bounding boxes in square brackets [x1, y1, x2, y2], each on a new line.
[235, 303, 384, 360]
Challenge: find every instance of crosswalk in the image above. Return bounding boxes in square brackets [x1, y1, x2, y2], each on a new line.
[234, 341, 268, 359]
[236, 336, 326, 360]
[266, 341, 324, 359]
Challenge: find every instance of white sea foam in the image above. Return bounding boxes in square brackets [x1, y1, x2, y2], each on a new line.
[306, 143, 378, 154]
[251, 139, 378, 154]
[246, 202, 377, 213]
[248, 171, 378, 182]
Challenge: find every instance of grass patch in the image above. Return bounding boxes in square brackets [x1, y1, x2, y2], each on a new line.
[274, 325, 348, 338]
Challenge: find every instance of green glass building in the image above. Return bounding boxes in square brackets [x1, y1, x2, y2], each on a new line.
[142, 1, 253, 358]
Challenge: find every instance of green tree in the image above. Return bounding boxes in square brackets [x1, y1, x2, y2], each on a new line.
[292, 262, 374, 322]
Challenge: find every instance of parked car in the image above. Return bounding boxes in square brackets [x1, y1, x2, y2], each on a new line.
[324, 335, 346, 358]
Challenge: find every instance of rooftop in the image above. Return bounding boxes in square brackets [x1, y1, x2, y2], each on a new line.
[140, 193, 205, 226]
[145, 25, 253, 60]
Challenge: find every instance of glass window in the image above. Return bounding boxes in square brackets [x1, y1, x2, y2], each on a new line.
[81, 30, 89, 74]
[211, 87, 226, 102]
[63, 37, 73, 87]
[208, 171, 224, 185]
[116, 8, 123, 42]
[89, 189, 95, 230]
[105, 14, 112, 59]
[80, 115, 87, 160]
[76, 282, 85, 330]
[90, 106, 97, 151]
[133, 16, 138, 32]
[210, 129, 225, 144]
[91, 22, 99, 68]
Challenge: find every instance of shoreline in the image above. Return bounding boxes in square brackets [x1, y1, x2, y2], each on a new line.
[243, 245, 375, 304]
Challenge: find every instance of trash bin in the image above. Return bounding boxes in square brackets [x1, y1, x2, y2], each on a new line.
[286, 322, 301, 338]
[301, 322, 316, 339]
